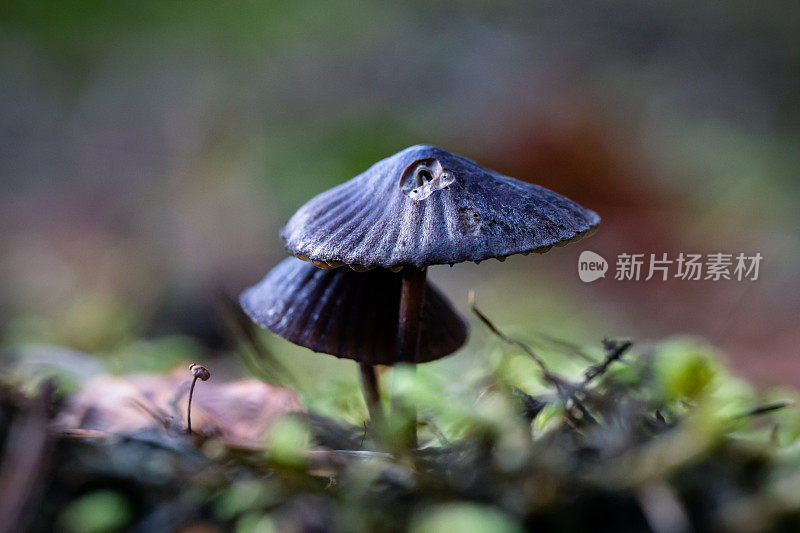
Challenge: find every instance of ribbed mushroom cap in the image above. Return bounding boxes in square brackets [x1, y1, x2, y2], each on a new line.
[282, 144, 600, 270]
[240, 257, 468, 365]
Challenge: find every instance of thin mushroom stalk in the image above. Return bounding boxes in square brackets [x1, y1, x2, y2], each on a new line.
[393, 266, 427, 448]
[359, 362, 385, 430]
[187, 363, 210, 435]
[187, 377, 197, 434]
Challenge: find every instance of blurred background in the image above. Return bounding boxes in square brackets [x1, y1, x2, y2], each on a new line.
[1, 1, 799, 388]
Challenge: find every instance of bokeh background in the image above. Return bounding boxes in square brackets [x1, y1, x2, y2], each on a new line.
[2, 1, 799, 389]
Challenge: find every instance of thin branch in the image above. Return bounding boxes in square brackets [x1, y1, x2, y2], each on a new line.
[468, 291, 562, 387]
[734, 401, 794, 419]
[531, 331, 599, 363]
[583, 338, 633, 386]
[469, 291, 601, 429]
[420, 418, 451, 446]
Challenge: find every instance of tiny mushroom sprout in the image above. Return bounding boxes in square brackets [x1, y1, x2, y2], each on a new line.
[187, 363, 210, 435]
[278, 145, 600, 447]
[240, 257, 467, 428]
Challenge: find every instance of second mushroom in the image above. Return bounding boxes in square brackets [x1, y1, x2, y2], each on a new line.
[240, 257, 467, 432]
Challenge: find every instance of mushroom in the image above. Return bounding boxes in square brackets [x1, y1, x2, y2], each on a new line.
[280, 145, 600, 446]
[187, 363, 210, 435]
[240, 257, 467, 428]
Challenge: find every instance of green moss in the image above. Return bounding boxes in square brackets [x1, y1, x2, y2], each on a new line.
[410, 503, 522, 533]
[59, 490, 133, 533]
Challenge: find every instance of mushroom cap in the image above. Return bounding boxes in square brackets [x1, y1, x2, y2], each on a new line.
[282, 144, 600, 270]
[240, 257, 468, 365]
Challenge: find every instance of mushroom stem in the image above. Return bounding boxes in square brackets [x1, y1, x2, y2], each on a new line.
[359, 362, 385, 429]
[187, 376, 198, 435]
[393, 266, 427, 448]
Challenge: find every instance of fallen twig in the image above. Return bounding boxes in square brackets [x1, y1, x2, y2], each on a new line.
[531, 332, 599, 363]
[583, 338, 633, 386]
[469, 291, 563, 388]
[733, 401, 794, 419]
[469, 291, 598, 427]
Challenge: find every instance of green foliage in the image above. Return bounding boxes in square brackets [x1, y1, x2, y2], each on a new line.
[236, 513, 278, 533]
[266, 416, 309, 468]
[654, 340, 720, 401]
[106, 335, 202, 375]
[59, 490, 133, 533]
[2, 297, 137, 354]
[214, 479, 285, 522]
[409, 503, 522, 533]
[7, 330, 800, 531]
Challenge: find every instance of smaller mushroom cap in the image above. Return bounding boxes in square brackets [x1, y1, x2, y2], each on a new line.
[240, 258, 468, 365]
[282, 144, 600, 270]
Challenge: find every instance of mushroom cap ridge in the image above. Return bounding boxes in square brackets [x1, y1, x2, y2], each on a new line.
[281, 144, 600, 269]
[240, 257, 468, 365]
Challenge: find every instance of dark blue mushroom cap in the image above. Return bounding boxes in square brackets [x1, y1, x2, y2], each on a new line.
[240, 257, 468, 365]
[281, 145, 600, 270]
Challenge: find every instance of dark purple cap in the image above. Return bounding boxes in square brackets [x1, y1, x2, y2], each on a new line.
[240, 258, 468, 365]
[281, 145, 600, 270]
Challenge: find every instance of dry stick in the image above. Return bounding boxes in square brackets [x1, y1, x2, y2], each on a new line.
[468, 291, 562, 387]
[734, 401, 794, 419]
[583, 338, 633, 386]
[469, 292, 597, 426]
[533, 331, 599, 363]
[393, 266, 427, 449]
[568, 339, 633, 422]
[562, 339, 632, 424]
